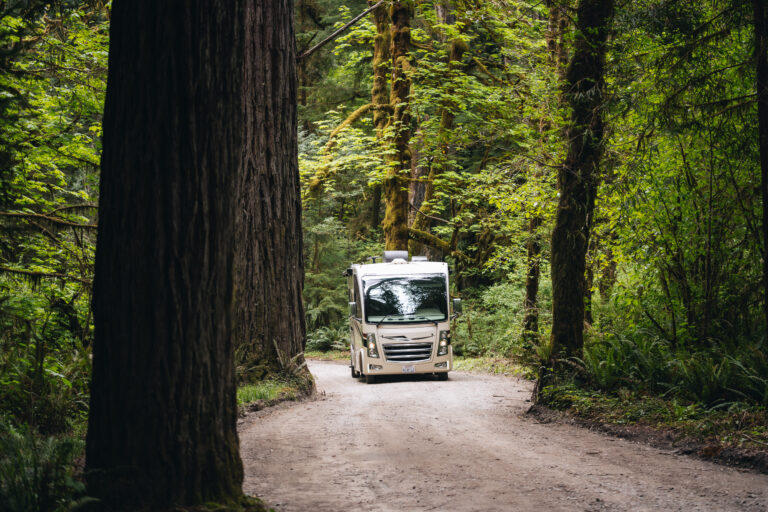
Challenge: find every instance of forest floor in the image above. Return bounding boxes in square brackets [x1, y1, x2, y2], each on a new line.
[238, 361, 768, 511]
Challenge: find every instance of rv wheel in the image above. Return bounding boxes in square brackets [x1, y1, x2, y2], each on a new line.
[437, 372, 448, 381]
[365, 374, 375, 384]
[350, 364, 359, 378]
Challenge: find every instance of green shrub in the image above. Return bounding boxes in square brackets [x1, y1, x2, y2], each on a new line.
[0, 421, 85, 512]
[580, 330, 768, 408]
[306, 324, 349, 352]
[0, 285, 92, 435]
[453, 282, 526, 357]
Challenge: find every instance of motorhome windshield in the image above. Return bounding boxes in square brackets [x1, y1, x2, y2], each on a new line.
[362, 274, 448, 323]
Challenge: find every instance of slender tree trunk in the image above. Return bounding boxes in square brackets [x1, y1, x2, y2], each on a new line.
[370, 0, 390, 232]
[584, 237, 596, 325]
[522, 215, 543, 339]
[383, 1, 413, 251]
[523, 0, 570, 340]
[87, 1, 275, 508]
[753, 0, 768, 330]
[235, 1, 310, 386]
[549, 0, 614, 360]
[409, 34, 467, 255]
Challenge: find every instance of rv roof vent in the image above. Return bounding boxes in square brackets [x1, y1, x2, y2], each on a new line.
[383, 250, 408, 263]
[411, 256, 428, 262]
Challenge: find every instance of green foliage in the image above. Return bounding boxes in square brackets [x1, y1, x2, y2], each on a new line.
[0, 281, 91, 435]
[306, 325, 348, 352]
[452, 277, 551, 363]
[237, 381, 297, 405]
[0, 421, 85, 512]
[580, 331, 768, 407]
[0, 2, 105, 436]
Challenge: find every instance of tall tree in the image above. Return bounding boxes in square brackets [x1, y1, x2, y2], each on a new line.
[754, 0, 768, 330]
[523, 0, 571, 341]
[87, 1, 297, 508]
[369, 0, 391, 230]
[549, 0, 614, 359]
[409, 6, 467, 256]
[383, 0, 413, 250]
[235, 2, 311, 385]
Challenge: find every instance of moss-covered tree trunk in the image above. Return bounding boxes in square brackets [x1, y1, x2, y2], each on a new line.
[370, 0, 391, 231]
[235, 1, 311, 387]
[549, 0, 613, 359]
[383, 1, 413, 251]
[87, 1, 297, 508]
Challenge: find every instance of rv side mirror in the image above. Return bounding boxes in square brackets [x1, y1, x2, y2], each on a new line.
[452, 298, 462, 315]
[349, 301, 358, 318]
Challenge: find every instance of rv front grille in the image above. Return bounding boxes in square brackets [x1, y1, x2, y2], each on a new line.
[382, 342, 433, 363]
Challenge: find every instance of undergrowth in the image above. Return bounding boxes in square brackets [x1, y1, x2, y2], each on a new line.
[237, 376, 312, 409]
[579, 330, 768, 407]
[539, 383, 768, 450]
[0, 420, 85, 512]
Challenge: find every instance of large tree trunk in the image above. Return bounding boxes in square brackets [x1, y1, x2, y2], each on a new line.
[383, 1, 413, 251]
[369, 0, 391, 231]
[549, 0, 614, 359]
[87, 1, 296, 509]
[754, 0, 768, 330]
[235, 2, 310, 386]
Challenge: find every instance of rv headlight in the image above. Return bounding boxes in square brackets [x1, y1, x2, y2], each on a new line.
[438, 330, 450, 356]
[366, 333, 379, 358]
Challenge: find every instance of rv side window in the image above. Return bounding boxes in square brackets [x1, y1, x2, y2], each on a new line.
[362, 274, 447, 323]
[354, 281, 362, 318]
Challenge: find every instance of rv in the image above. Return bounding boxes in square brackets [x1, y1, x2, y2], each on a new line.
[345, 251, 461, 383]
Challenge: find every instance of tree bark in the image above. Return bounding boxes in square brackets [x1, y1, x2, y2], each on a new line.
[235, 2, 310, 386]
[549, 0, 613, 360]
[370, 0, 391, 232]
[753, 0, 768, 331]
[383, 1, 413, 251]
[87, 1, 296, 508]
[523, 0, 570, 341]
[522, 215, 543, 340]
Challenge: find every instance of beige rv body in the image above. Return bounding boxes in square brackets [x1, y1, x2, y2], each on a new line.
[347, 257, 456, 383]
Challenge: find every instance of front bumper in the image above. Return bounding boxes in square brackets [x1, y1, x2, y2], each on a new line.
[359, 346, 453, 375]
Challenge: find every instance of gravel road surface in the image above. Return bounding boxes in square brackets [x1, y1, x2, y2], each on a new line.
[239, 360, 768, 511]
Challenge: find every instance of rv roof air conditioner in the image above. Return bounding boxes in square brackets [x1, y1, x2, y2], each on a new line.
[383, 250, 409, 263]
[411, 256, 428, 262]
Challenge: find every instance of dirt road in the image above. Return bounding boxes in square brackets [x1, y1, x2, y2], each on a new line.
[239, 361, 768, 511]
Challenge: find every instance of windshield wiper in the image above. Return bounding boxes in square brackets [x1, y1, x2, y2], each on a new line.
[376, 315, 399, 326]
[412, 315, 439, 326]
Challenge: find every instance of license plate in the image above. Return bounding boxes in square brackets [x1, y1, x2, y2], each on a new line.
[402, 365, 415, 373]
